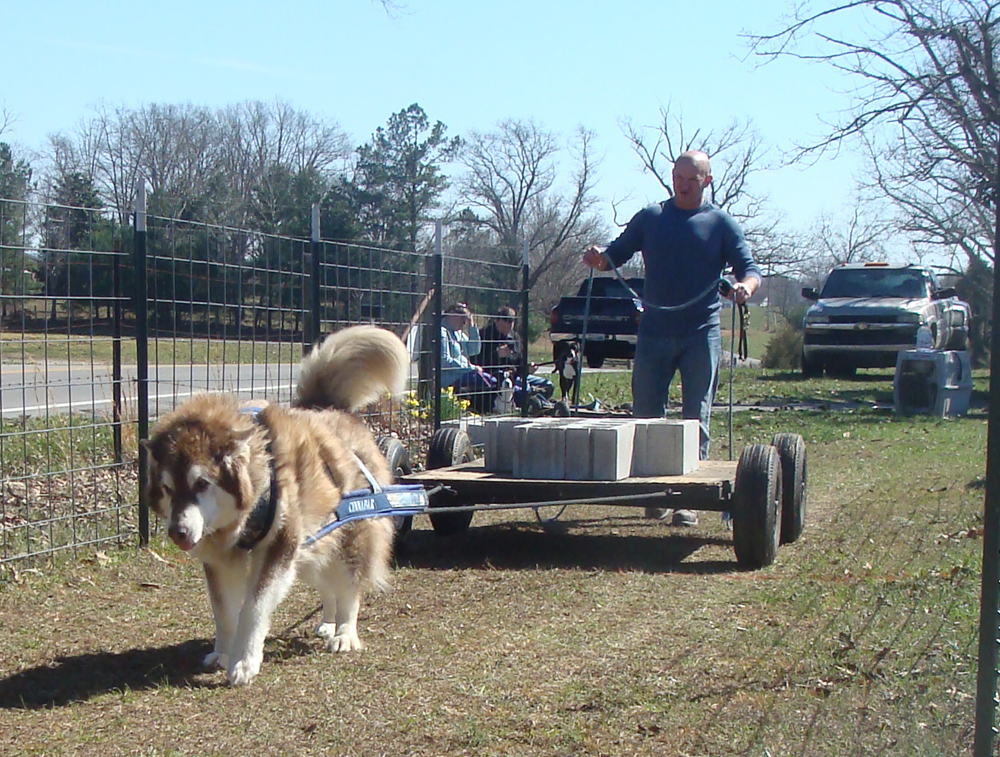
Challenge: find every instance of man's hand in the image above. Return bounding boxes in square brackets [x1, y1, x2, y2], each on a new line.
[582, 245, 608, 271]
[731, 281, 754, 305]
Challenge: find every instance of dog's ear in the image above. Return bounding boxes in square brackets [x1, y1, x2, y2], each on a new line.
[220, 437, 252, 476]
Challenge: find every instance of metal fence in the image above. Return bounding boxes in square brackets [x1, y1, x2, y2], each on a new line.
[0, 193, 524, 571]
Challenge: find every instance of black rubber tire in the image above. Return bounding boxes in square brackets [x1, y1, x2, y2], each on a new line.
[801, 351, 823, 379]
[947, 328, 970, 351]
[826, 364, 856, 379]
[732, 444, 782, 569]
[771, 433, 806, 544]
[378, 436, 413, 539]
[426, 427, 475, 536]
[585, 353, 605, 369]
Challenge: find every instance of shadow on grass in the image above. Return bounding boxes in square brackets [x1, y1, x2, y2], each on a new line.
[0, 631, 326, 710]
[0, 639, 217, 710]
[397, 519, 739, 575]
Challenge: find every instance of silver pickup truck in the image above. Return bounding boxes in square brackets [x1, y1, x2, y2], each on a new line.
[800, 262, 971, 378]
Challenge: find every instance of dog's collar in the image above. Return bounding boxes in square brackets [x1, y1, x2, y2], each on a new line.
[236, 409, 278, 551]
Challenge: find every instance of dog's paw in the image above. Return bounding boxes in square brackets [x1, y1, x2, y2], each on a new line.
[316, 622, 363, 653]
[227, 655, 262, 686]
[203, 652, 229, 671]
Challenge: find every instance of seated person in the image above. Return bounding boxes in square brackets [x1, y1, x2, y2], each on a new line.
[479, 306, 555, 405]
[440, 302, 497, 415]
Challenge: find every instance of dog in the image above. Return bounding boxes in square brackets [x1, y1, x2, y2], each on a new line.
[552, 340, 580, 399]
[142, 325, 408, 686]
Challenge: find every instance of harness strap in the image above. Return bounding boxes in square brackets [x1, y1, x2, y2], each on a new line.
[236, 407, 279, 551]
[302, 484, 428, 547]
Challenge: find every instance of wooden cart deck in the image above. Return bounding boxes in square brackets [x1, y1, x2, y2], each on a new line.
[400, 458, 738, 513]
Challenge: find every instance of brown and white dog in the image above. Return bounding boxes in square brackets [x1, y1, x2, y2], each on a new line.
[143, 325, 408, 686]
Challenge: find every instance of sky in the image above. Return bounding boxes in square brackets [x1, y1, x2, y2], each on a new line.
[3, 0, 867, 242]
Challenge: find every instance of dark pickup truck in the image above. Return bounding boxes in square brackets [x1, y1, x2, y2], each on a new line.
[548, 276, 643, 368]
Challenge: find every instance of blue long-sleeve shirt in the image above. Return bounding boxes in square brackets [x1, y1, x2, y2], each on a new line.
[440, 324, 481, 386]
[604, 199, 762, 337]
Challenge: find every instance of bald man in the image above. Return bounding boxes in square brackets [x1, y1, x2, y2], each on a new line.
[583, 150, 761, 526]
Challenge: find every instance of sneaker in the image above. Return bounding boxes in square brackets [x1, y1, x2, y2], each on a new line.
[671, 509, 699, 527]
[645, 507, 669, 520]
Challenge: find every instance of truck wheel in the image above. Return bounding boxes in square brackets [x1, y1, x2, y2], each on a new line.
[771, 433, 806, 544]
[426, 427, 475, 536]
[732, 444, 782, 569]
[378, 436, 413, 539]
[585, 354, 605, 369]
[826, 364, 856, 379]
[801, 351, 823, 379]
[947, 329, 970, 351]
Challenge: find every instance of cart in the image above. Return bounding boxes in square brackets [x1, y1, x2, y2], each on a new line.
[382, 426, 807, 570]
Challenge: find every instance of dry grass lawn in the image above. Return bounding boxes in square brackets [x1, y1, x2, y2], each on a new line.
[0, 405, 985, 756]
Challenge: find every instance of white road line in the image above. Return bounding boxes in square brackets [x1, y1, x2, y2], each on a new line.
[2, 383, 297, 417]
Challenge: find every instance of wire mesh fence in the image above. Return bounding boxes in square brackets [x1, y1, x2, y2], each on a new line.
[0, 197, 526, 572]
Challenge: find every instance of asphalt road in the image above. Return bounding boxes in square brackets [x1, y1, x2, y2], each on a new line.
[0, 362, 301, 419]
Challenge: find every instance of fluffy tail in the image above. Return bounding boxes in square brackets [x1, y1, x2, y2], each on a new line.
[294, 325, 409, 412]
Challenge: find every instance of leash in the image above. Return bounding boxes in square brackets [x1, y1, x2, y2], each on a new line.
[600, 252, 728, 313]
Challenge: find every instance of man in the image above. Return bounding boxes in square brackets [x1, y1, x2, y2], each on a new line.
[583, 150, 761, 526]
[479, 306, 554, 405]
[440, 302, 497, 415]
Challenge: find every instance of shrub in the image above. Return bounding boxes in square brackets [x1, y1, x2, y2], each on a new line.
[762, 320, 803, 370]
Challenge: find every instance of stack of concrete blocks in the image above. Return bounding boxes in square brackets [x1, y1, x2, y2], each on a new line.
[482, 417, 699, 481]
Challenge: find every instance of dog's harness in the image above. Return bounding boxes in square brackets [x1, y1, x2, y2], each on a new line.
[302, 455, 428, 548]
[236, 407, 280, 550]
[233, 406, 428, 550]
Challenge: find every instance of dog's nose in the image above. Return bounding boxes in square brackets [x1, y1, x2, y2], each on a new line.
[168, 523, 192, 549]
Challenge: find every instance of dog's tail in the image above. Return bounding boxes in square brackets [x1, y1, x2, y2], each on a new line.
[294, 325, 409, 412]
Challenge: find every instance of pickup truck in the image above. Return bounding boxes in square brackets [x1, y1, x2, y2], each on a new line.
[548, 276, 643, 368]
[801, 262, 971, 377]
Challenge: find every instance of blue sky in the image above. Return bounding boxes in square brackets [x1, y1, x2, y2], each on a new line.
[3, 0, 863, 238]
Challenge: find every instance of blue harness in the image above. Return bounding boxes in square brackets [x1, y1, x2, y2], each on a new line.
[236, 406, 428, 550]
[302, 453, 428, 547]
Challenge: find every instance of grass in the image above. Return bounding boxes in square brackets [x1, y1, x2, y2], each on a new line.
[0, 367, 988, 755]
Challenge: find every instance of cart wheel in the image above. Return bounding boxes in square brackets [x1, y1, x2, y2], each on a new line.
[732, 444, 782, 569]
[426, 427, 475, 536]
[378, 436, 413, 539]
[771, 433, 806, 544]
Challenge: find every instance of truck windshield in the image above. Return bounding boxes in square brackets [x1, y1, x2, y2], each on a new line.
[820, 269, 928, 299]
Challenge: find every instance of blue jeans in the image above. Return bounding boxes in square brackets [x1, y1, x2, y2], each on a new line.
[631, 325, 721, 460]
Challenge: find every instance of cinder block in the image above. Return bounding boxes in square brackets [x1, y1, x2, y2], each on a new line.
[562, 420, 636, 481]
[483, 417, 528, 472]
[589, 421, 636, 481]
[513, 422, 568, 479]
[564, 423, 596, 480]
[631, 419, 699, 476]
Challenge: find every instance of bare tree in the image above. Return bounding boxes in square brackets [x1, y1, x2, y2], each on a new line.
[618, 106, 803, 274]
[46, 100, 351, 227]
[454, 119, 608, 305]
[747, 0, 1000, 269]
[0, 107, 14, 141]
